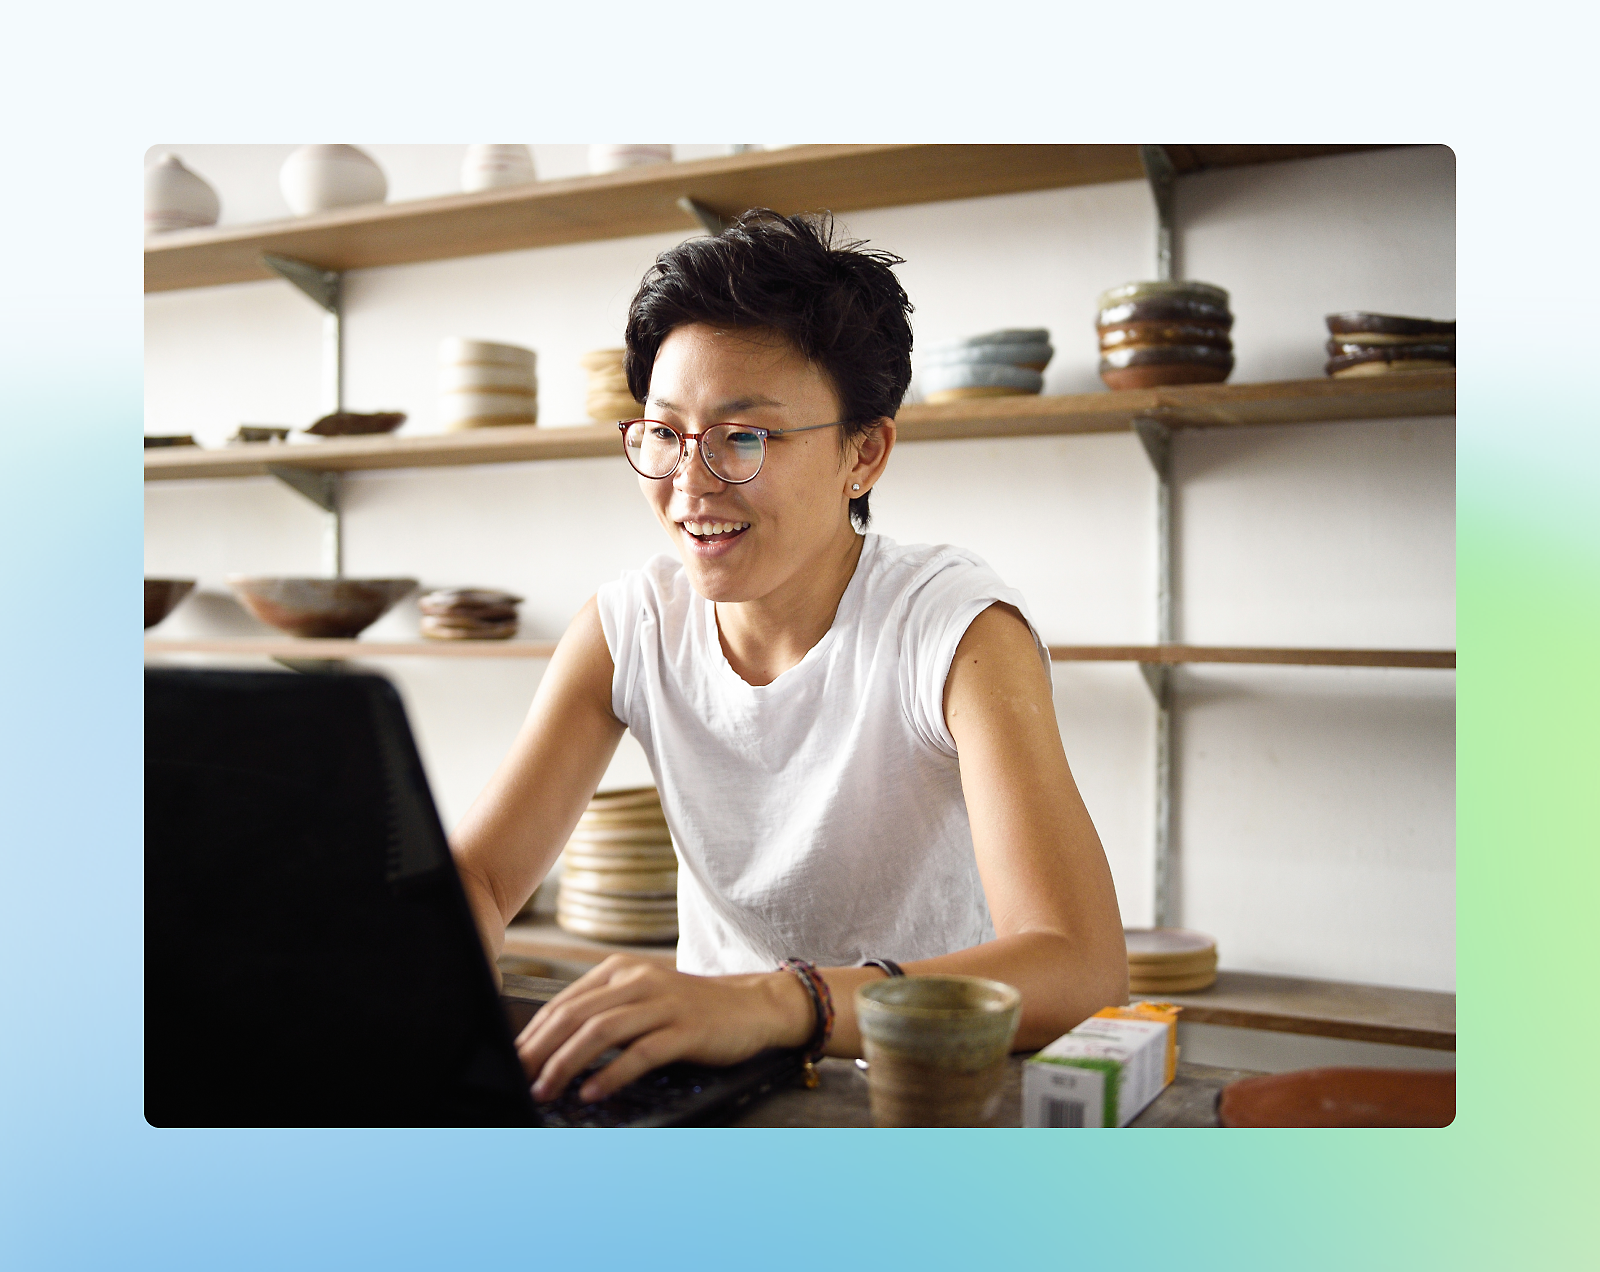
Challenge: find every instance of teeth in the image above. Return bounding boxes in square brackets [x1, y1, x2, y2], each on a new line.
[684, 520, 750, 537]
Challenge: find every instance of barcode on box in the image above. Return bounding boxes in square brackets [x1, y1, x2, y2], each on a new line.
[1043, 1097, 1085, 1128]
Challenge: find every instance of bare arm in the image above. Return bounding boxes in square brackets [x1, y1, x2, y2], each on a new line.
[514, 601, 1125, 1100]
[450, 595, 626, 965]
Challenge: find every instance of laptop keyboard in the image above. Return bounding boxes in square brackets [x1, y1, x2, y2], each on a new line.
[534, 1050, 713, 1128]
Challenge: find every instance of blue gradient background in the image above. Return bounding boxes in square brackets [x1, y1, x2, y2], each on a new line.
[3, 7, 1593, 1268]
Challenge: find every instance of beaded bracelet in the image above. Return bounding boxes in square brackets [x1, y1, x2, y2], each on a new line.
[777, 958, 835, 1067]
[859, 958, 905, 979]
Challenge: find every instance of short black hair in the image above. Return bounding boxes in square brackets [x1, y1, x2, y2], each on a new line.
[623, 209, 913, 528]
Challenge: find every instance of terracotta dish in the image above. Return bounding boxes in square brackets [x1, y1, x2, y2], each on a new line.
[1220, 1067, 1455, 1127]
[304, 411, 406, 437]
[227, 576, 416, 638]
[1325, 312, 1454, 338]
[145, 578, 196, 629]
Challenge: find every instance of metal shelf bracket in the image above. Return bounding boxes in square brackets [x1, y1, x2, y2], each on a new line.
[678, 197, 729, 236]
[1138, 145, 1177, 282]
[267, 464, 342, 578]
[1134, 413, 1177, 928]
[261, 252, 345, 416]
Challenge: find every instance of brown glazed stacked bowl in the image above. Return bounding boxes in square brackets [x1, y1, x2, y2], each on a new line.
[1096, 281, 1235, 390]
[1324, 313, 1455, 377]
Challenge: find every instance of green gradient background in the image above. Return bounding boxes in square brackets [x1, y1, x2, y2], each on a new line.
[6, 9, 1598, 1266]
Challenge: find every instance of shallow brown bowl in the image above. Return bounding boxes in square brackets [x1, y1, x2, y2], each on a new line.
[305, 411, 407, 437]
[227, 576, 417, 638]
[1220, 1067, 1454, 1127]
[145, 578, 196, 628]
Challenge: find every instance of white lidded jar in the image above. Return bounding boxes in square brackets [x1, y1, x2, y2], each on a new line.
[588, 145, 672, 174]
[461, 145, 536, 192]
[279, 145, 388, 216]
[145, 153, 220, 234]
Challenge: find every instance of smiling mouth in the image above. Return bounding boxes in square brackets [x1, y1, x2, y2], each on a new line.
[680, 519, 751, 543]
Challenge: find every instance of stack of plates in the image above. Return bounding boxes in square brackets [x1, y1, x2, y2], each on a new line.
[418, 587, 522, 641]
[556, 787, 678, 944]
[1324, 312, 1455, 378]
[1125, 927, 1218, 994]
[581, 348, 645, 423]
[439, 338, 537, 430]
[1096, 282, 1235, 390]
[921, 329, 1052, 404]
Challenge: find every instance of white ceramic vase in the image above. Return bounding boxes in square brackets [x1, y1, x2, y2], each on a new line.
[145, 153, 220, 234]
[588, 144, 672, 174]
[461, 145, 536, 192]
[279, 145, 388, 217]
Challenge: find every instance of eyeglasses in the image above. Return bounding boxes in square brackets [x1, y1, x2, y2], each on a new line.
[618, 418, 844, 484]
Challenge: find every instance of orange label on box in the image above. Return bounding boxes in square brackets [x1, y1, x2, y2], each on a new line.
[1094, 1002, 1181, 1085]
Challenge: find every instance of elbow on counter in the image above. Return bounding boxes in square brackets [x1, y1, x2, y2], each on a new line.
[1016, 934, 1130, 1051]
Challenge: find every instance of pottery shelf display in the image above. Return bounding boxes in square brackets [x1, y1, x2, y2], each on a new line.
[280, 145, 388, 217]
[1096, 281, 1235, 390]
[556, 788, 678, 944]
[1324, 312, 1455, 378]
[145, 153, 220, 235]
[461, 145, 535, 193]
[440, 338, 536, 430]
[921, 329, 1053, 404]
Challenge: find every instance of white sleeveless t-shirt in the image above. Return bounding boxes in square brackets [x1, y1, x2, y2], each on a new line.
[595, 532, 1050, 975]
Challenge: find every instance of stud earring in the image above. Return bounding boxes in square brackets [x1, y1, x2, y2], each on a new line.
[852, 483, 861, 491]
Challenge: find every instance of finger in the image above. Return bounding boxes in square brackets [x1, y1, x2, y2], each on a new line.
[516, 968, 660, 1077]
[531, 1000, 676, 1102]
[579, 1028, 688, 1102]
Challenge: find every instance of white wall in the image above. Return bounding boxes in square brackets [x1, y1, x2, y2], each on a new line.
[144, 145, 1455, 994]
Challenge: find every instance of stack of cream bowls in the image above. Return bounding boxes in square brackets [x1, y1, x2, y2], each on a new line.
[581, 348, 645, 422]
[556, 788, 678, 944]
[1124, 927, 1219, 994]
[439, 339, 537, 430]
[921, 329, 1053, 404]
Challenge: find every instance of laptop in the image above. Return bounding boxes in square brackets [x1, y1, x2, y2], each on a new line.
[145, 666, 804, 1127]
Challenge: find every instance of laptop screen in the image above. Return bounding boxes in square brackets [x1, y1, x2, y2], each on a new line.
[145, 667, 537, 1127]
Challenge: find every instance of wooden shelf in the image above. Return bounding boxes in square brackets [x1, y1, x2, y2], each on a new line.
[144, 372, 1455, 482]
[143, 637, 557, 660]
[500, 919, 1454, 1050]
[144, 637, 1454, 670]
[1053, 645, 1455, 669]
[1142, 970, 1455, 1051]
[144, 144, 1387, 293]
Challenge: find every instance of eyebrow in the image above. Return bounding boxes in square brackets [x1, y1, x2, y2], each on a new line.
[649, 394, 788, 415]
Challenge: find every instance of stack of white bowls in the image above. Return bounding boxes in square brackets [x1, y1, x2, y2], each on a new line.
[439, 339, 537, 431]
[556, 788, 678, 944]
[921, 328, 1053, 404]
[461, 145, 536, 192]
[589, 145, 673, 174]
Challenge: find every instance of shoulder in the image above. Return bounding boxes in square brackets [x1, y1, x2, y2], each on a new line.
[860, 534, 1019, 619]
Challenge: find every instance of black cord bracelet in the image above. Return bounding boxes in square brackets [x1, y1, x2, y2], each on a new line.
[859, 958, 905, 978]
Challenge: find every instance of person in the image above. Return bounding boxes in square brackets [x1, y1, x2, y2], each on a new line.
[450, 210, 1127, 1105]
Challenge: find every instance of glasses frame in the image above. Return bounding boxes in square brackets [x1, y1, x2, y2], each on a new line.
[617, 418, 845, 485]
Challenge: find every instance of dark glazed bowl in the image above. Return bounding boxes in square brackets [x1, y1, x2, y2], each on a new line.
[145, 578, 196, 629]
[226, 576, 417, 638]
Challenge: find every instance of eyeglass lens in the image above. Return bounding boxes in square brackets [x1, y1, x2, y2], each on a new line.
[623, 421, 767, 483]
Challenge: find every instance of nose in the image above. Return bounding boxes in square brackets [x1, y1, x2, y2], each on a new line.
[674, 435, 725, 495]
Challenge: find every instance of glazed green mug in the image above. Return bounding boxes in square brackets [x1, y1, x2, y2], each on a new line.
[856, 975, 1023, 1127]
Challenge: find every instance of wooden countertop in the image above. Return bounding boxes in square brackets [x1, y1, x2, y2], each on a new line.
[501, 918, 1455, 1051]
[730, 1056, 1261, 1128]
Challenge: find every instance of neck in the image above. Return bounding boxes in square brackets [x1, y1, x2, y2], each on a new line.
[715, 524, 866, 687]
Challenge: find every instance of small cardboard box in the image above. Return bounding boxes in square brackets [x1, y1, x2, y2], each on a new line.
[1023, 1003, 1180, 1128]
